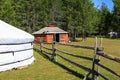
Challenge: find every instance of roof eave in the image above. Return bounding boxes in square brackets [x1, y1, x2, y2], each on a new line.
[32, 32, 68, 35]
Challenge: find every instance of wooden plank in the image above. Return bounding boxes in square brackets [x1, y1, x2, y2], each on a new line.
[96, 37, 102, 80]
[98, 73, 109, 80]
[51, 41, 57, 61]
[57, 54, 91, 71]
[41, 45, 53, 51]
[91, 37, 97, 80]
[42, 42, 52, 44]
[42, 50, 52, 55]
[55, 42, 95, 50]
[83, 71, 91, 80]
[56, 48, 99, 61]
[97, 52, 120, 63]
[95, 62, 120, 77]
[57, 53, 108, 80]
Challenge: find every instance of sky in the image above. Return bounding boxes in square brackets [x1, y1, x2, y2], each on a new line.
[92, 0, 114, 11]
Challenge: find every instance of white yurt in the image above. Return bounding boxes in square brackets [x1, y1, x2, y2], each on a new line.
[0, 20, 35, 72]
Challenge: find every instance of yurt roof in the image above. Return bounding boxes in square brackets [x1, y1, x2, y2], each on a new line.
[0, 20, 34, 44]
[33, 27, 68, 34]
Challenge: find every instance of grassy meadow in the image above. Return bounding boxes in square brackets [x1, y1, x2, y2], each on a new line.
[0, 37, 119, 80]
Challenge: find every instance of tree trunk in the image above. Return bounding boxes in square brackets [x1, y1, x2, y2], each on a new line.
[72, 28, 76, 41]
[82, 0, 87, 42]
[82, 28, 85, 41]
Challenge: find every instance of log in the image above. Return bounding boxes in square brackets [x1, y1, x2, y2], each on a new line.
[42, 50, 52, 55]
[42, 42, 52, 44]
[56, 48, 99, 61]
[55, 42, 94, 50]
[97, 52, 120, 63]
[51, 41, 57, 61]
[57, 54, 91, 71]
[95, 62, 120, 77]
[57, 53, 108, 79]
[42, 45, 53, 51]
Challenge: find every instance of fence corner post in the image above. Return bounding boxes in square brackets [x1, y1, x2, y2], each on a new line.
[51, 41, 57, 62]
[96, 37, 103, 80]
[91, 37, 98, 80]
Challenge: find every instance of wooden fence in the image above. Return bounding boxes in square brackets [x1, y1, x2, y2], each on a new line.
[37, 37, 120, 80]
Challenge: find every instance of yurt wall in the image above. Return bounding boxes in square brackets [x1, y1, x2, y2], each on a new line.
[0, 20, 35, 72]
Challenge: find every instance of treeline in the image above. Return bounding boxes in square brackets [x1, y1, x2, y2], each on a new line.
[0, 0, 119, 40]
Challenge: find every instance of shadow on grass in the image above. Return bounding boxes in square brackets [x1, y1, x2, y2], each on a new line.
[34, 48, 91, 80]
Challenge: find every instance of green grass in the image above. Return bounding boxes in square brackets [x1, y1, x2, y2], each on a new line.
[0, 37, 119, 80]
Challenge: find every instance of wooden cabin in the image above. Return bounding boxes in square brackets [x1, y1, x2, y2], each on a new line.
[33, 23, 68, 43]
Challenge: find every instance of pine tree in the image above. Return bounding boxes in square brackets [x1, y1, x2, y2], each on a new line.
[98, 3, 111, 35]
[112, 0, 120, 32]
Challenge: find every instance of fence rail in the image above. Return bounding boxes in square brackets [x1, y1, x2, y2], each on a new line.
[38, 38, 120, 80]
[41, 45, 53, 51]
[55, 42, 95, 50]
[96, 51, 120, 63]
[95, 62, 120, 77]
[56, 42, 120, 63]
[57, 53, 109, 80]
[56, 48, 99, 62]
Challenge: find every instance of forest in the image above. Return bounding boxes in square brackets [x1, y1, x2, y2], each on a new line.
[0, 0, 120, 40]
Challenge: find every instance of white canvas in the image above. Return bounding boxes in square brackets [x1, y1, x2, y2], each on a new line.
[0, 20, 34, 44]
[0, 20, 35, 72]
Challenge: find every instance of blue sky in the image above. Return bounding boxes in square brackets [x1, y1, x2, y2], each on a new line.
[92, 0, 114, 11]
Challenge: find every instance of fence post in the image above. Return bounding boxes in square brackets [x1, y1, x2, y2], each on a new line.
[51, 41, 57, 61]
[40, 37, 43, 53]
[91, 37, 97, 80]
[83, 71, 91, 80]
[96, 37, 102, 80]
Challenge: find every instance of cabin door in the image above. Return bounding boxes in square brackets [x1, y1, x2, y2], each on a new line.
[56, 33, 60, 42]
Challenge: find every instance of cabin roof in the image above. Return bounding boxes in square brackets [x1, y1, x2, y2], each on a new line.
[33, 27, 68, 34]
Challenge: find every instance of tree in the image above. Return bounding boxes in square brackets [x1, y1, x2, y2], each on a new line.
[98, 3, 111, 35]
[80, 0, 99, 41]
[112, 0, 120, 32]
[0, 0, 16, 26]
[60, 0, 99, 41]
[61, 0, 82, 41]
[15, 0, 38, 33]
[0, 0, 101, 37]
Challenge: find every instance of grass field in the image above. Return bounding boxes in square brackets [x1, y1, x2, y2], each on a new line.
[0, 37, 119, 80]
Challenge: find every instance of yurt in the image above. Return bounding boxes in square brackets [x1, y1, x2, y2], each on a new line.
[0, 20, 35, 72]
[33, 23, 68, 43]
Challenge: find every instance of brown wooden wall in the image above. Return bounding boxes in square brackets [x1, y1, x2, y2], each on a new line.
[34, 34, 41, 43]
[34, 33, 68, 43]
[60, 33, 68, 43]
[46, 34, 53, 43]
